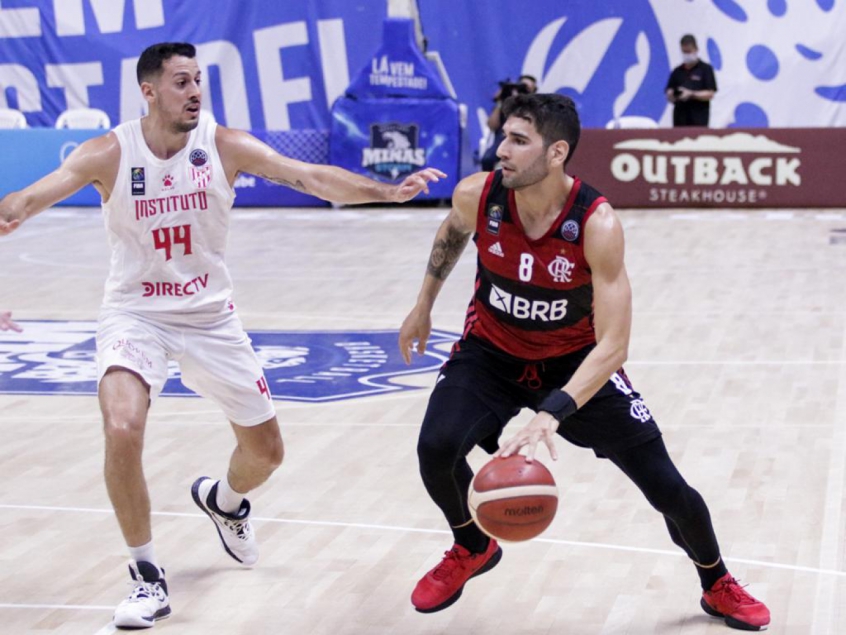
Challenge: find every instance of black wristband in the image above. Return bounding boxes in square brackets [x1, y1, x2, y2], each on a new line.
[538, 390, 577, 423]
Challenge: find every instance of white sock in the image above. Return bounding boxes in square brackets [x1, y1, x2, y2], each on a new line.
[215, 478, 245, 514]
[128, 540, 158, 570]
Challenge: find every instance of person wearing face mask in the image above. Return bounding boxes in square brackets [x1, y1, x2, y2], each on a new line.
[665, 34, 717, 127]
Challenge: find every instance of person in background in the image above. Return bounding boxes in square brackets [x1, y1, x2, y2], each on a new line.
[665, 34, 717, 127]
[481, 75, 538, 171]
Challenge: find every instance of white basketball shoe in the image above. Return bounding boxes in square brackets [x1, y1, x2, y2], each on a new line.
[113, 561, 171, 629]
[191, 476, 258, 566]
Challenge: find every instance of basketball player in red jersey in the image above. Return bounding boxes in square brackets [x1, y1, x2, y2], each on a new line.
[0, 42, 444, 630]
[399, 93, 770, 631]
[0, 311, 21, 332]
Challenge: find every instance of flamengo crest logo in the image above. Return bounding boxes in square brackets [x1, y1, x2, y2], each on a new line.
[362, 123, 426, 181]
[0, 322, 457, 402]
[547, 255, 575, 283]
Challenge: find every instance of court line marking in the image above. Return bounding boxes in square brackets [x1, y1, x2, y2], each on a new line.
[0, 603, 112, 611]
[0, 415, 839, 431]
[811, 333, 846, 633]
[1, 503, 843, 578]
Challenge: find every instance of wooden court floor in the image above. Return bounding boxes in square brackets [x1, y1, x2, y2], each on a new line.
[0, 205, 844, 634]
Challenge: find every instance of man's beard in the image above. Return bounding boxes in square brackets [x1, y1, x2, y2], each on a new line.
[172, 118, 199, 134]
[501, 153, 549, 189]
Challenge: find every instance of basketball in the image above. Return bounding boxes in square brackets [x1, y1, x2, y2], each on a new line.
[468, 455, 558, 542]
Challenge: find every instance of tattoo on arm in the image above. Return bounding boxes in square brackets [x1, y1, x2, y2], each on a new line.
[427, 225, 470, 280]
[257, 174, 309, 194]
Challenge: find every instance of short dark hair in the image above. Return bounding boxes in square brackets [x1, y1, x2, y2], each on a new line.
[501, 93, 581, 165]
[518, 74, 538, 85]
[137, 42, 196, 85]
[680, 34, 698, 48]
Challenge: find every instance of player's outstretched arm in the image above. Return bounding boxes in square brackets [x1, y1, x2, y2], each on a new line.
[398, 172, 485, 364]
[216, 127, 446, 205]
[0, 311, 22, 332]
[0, 133, 119, 236]
[496, 203, 632, 462]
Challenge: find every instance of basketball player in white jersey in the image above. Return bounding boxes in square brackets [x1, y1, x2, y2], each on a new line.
[0, 311, 21, 332]
[0, 42, 444, 629]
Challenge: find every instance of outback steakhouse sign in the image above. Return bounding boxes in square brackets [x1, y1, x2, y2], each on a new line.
[567, 128, 846, 208]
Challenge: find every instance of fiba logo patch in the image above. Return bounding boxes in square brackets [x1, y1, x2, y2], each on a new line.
[521, 5, 669, 126]
[560, 219, 579, 242]
[190, 149, 208, 167]
[131, 166, 145, 196]
[362, 123, 426, 181]
[487, 204, 503, 235]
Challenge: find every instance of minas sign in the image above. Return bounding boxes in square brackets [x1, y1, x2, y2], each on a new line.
[568, 128, 846, 208]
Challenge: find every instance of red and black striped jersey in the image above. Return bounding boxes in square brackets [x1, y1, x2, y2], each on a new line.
[463, 170, 608, 360]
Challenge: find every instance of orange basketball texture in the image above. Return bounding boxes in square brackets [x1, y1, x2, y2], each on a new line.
[468, 455, 558, 542]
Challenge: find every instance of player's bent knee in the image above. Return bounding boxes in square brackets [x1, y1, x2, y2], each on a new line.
[417, 432, 461, 474]
[240, 418, 284, 470]
[263, 435, 284, 470]
[647, 479, 698, 518]
[103, 417, 145, 452]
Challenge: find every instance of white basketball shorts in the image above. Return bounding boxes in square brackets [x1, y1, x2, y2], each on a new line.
[96, 308, 276, 426]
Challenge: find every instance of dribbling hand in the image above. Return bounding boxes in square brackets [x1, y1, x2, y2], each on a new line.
[392, 168, 447, 203]
[495, 411, 560, 463]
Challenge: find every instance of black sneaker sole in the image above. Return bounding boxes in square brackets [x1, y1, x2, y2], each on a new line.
[415, 546, 503, 614]
[700, 598, 768, 631]
[191, 477, 245, 565]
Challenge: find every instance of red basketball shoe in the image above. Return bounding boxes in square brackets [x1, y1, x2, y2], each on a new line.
[701, 573, 771, 631]
[412, 539, 502, 613]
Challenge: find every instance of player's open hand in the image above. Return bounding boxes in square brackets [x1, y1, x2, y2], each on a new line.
[495, 412, 559, 462]
[398, 305, 432, 365]
[392, 168, 447, 203]
[0, 311, 22, 332]
[0, 213, 23, 236]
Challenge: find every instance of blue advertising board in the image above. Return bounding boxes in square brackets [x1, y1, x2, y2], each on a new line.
[329, 19, 460, 199]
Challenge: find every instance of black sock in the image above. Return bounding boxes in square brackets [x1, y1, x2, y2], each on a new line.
[452, 523, 490, 554]
[696, 558, 729, 590]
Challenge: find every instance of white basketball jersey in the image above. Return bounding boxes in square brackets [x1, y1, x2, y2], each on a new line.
[102, 111, 235, 317]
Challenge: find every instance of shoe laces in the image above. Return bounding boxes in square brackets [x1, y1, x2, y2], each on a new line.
[126, 578, 166, 603]
[431, 546, 469, 582]
[221, 516, 253, 541]
[716, 577, 756, 606]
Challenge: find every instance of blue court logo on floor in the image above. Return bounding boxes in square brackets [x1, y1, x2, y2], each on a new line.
[0, 322, 457, 402]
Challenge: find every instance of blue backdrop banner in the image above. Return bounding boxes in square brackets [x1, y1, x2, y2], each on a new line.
[0, 0, 385, 130]
[2, 1, 843, 136]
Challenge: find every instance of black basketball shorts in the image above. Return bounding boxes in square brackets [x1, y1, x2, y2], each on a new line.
[432, 336, 661, 458]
